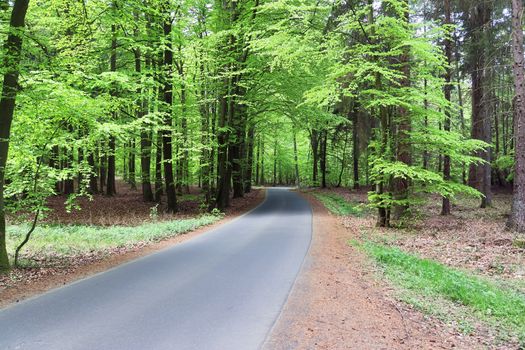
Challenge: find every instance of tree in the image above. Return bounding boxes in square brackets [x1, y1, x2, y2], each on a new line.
[507, 0, 525, 232]
[162, 0, 178, 213]
[441, 0, 452, 216]
[0, 0, 30, 271]
[465, 1, 493, 208]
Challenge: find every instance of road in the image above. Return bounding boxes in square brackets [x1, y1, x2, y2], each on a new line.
[0, 188, 312, 350]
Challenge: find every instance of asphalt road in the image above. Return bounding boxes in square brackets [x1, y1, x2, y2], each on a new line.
[0, 188, 312, 350]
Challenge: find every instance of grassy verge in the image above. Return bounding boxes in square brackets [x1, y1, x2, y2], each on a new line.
[7, 214, 221, 260]
[312, 192, 365, 216]
[355, 241, 525, 343]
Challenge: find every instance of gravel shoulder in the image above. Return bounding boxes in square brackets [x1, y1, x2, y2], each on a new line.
[264, 192, 481, 350]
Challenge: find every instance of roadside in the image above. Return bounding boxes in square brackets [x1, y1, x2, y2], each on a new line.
[0, 187, 265, 308]
[264, 191, 486, 349]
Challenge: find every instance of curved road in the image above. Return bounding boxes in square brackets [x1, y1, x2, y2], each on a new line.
[0, 189, 312, 350]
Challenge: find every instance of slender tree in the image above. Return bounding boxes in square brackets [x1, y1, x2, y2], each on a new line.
[0, 0, 30, 271]
[507, 0, 525, 232]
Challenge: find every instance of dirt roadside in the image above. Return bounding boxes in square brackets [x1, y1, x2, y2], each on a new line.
[0, 189, 265, 309]
[263, 193, 483, 350]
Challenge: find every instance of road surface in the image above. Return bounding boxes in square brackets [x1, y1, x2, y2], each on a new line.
[0, 188, 312, 350]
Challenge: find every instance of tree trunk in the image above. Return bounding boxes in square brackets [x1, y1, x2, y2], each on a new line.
[199, 66, 211, 204]
[140, 129, 154, 201]
[129, 138, 136, 190]
[155, 129, 163, 202]
[99, 141, 107, 193]
[392, 1, 411, 221]
[215, 77, 231, 210]
[260, 138, 265, 185]
[293, 132, 300, 187]
[63, 146, 75, 195]
[106, 19, 117, 196]
[162, 9, 177, 213]
[244, 125, 255, 193]
[310, 130, 319, 185]
[320, 130, 327, 188]
[442, 0, 452, 215]
[507, 0, 525, 232]
[87, 151, 98, 194]
[0, 0, 30, 272]
[352, 108, 360, 189]
[467, 2, 492, 208]
[273, 138, 278, 187]
[255, 136, 260, 186]
[231, 113, 244, 198]
[106, 136, 117, 195]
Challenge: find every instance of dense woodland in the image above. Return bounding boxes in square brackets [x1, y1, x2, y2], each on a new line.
[0, 0, 525, 272]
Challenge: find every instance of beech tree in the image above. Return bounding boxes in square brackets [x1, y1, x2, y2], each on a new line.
[0, 0, 30, 271]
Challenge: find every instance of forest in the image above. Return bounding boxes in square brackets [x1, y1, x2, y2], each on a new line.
[2, 0, 525, 347]
[1, 0, 525, 270]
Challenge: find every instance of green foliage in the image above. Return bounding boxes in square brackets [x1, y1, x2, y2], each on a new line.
[358, 242, 525, 341]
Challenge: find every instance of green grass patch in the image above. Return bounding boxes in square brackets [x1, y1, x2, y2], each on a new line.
[356, 241, 525, 342]
[7, 215, 220, 259]
[312, 192, 365, 216]
[178, 193, 204, 202]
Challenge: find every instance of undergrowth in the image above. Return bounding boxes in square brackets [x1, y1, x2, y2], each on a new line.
[355, 241, 525, 344]
[7, 214, 221, 260]
[313, 192, 366, 216]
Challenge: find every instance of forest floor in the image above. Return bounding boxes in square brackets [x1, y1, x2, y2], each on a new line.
[269, 187, 523, 349]
[0, 182, 265, 308]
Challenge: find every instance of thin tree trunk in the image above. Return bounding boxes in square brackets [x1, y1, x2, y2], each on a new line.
[99, 140, 107, 193]
[442, 0, 452, 215]
[0, 0, 30, 272]
[155, 130, 163, 202]
[255, 136, 260, 186]
[507, 0, 525, 232]
[320, 130, 327, 188]
[162, 8, 177, 212]
[215, 77, 231, 209]
[293, 132, 300, 187]
[106, 19, 117, 196]
[352, 108, 360, 189]
[273, 138, 277, 187]
[87, 151, 98, 194]
[245, 125, 255, 193]
[310, 130, 319, 185]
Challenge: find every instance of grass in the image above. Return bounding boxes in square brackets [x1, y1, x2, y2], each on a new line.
[355, 241, 525, 342]
[7, 214, 221, 259]
[312, 192, 366, 216]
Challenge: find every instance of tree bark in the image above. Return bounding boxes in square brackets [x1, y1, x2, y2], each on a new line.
[162, 7, 177, 212]
[87, 151, 98, 194]
[155, 129, 163, 202]
[441, 0, 452, 215]
[106, 19, 117, 196]
[320, 130, 327, 188]
[392, 0, 412, 221]
[128, 138, 136, 190]
[310, 130, 319, 185]
[467, 2, 492, 208]
[215, 77, 231, 210]
[507, 0, 525, 232]
[0, 0, 30, 272]
[245, 125, 255, 193]
[293, 132, 300, 187]
[352, 107, 360, 189]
